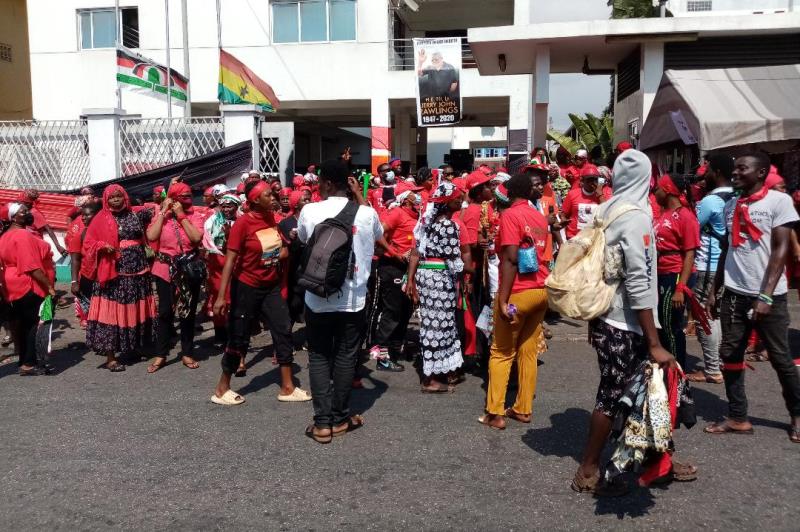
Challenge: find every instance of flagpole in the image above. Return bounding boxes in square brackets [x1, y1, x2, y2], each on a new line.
[181, 0, 191, 117]
[115, 0, 122, 109]
[216, 0, 222, 50]
[164, 0, 172, 119]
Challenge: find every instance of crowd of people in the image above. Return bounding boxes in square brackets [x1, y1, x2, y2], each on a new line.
[0, 143, 798, 494]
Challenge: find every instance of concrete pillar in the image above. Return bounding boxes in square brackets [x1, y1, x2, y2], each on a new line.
[508, 82, 532, 165]
[220, 104, 261, 188]
[83, 108, 126, 184]
[532, 45, 550, 149]
[260, 121, 295, 186]
[641, 42, 664, 124]
[371, 97, 391, 173]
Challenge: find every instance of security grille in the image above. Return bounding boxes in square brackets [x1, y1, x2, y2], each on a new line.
[687, 1, 712, 11]
[258, 136, 280, 174]
[0, 120, 90, 190]
[119, 116, 224, 176]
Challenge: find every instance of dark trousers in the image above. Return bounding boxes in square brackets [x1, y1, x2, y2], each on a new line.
[372, 258, 412, 356]
[154, 276, 201, 357]
[306, 307, 364, 428]
[10, 291, 44, 367]
[220, 279, 294, 375]
[719, 291, 800, 421]
[657, 272, 695, 369]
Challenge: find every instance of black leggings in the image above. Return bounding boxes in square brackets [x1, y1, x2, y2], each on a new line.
[220, 279, 294, 375]
[11, 291, 44, 367]
[154, 276, 201, 357]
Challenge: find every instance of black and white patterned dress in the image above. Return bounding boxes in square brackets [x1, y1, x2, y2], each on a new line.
[416, 217, 463, 376]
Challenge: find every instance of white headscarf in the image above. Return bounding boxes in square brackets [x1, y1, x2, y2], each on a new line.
[7, 202, 22, 220]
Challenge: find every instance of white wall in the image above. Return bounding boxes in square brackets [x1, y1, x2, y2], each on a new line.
[666, 0, 797, 16]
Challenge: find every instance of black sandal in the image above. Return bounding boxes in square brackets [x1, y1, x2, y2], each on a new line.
[234, 367, 247, 378]
[305, 425, 332, 444]
[107, 362, 126, 372]
[332, 415, 364, 437]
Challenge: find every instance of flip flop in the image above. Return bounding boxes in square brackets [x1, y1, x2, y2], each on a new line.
[277, 387, 312, 402]
[332, 415, 365, 437]
[305, 425, 332, 444]
[234, 367, 247, 378]
[478, 414, 506, 430]
[147, 359, 166, 374]
[704, 421, 754, 435]
[107, 362, 126, 373]
[505, 408, 532, 423]
[789, 427, 800, 444]
[181, 358, 200, 369]
[210, 389, 245, 406]
[570, 469, 600, 493]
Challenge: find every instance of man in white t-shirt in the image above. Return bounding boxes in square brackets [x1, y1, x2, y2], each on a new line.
[297, 159, 383, 443]
[705, 152, 800, 443]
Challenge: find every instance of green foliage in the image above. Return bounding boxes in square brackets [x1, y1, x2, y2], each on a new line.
[546, 113, 615, 160]
[611, 0, 656, 19]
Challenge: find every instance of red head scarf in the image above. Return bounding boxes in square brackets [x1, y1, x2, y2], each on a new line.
[765, 170, 784, 190]
[657, 175, 689, 207]
[82, 184, 132, 286]
[289, 190, 304, 210]
[279, 187, 292, 198]
[247, 180, 270, 204]
[167, 182, 192, 200]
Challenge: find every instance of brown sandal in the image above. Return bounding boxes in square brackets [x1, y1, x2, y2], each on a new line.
[505, 408, 532, 423]
[704, 421, 754, 435]
[147, 358, 167, 374]
[570, 469, 600, 493]
[477, 414, 506, 430]
[671, 460, 698, 481]
[181, 357, 200, 369]
[789, 427, 800, 444]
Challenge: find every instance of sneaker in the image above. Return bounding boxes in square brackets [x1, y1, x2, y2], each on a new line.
[376, 359, 405, 372]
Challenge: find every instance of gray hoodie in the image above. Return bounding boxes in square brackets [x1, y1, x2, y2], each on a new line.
[594, 149, 659, 334]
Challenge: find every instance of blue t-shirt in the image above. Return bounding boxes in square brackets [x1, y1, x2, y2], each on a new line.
[694, 187, 733, 272]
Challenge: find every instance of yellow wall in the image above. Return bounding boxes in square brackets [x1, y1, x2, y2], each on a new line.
[0, 0, 33, 120]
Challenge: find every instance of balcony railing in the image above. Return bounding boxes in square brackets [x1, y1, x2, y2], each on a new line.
[388, 37, 477, 71]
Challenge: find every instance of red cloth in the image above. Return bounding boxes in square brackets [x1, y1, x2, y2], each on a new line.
[382, 206, 418, 257]
[451, 214, 471, 247]
[148, 210, 205, 283]
[226, 211, 284, 288]
[459, 203, 482, 245]
[167, 181, 192, 199]
[83, 185, 130, 287]
[533, 196, 558, 262]
[30, 207, 48, 232]
[497, 199, 550, 293]
[649, 193, 661, 219]
[638, 367, 680, 486]
[616, 141, 633, 152]
[205, 253, 229, 327]
[65, 217, 85, 254]
[657, 175, 689, 207]
[561, 187, 609, 239]
[654, 207, 700, 274]
[0, 227, 54, 301]
[731, 184, 770, 247]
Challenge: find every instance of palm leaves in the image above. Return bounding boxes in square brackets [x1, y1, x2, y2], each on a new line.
[547, 113, 615, 160]
[610, 0, 657, 19]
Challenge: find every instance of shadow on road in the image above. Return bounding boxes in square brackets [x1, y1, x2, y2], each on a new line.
[521, 407, 591, 462]
[593, 483, 657, 519]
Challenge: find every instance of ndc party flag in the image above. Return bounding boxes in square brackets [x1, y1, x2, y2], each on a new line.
[116, 46, 188, 105]
[218, 48, 280, 113]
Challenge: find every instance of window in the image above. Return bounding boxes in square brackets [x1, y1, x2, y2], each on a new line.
[272, 0, 356, 43]
[78, 7, 139, 49]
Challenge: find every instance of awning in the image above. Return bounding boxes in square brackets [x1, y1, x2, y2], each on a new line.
[638, 64, 800, 152]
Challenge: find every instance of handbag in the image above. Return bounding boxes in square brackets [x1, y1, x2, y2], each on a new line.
[171, 218, 207, 283]
[518, 236, 539, 274]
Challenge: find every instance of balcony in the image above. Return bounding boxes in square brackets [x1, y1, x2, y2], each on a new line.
[388, 37, 477, 71]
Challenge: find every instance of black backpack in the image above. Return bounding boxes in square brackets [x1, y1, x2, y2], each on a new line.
[297, 200, 359, 298]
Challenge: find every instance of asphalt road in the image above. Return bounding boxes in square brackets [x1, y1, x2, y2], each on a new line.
[1, 289, 798, 530]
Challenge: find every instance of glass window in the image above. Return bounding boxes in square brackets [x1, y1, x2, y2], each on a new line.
[92, 10, 116, 48]
[272, 0, 356, 43]
[78, 8, 138, 49]
[329, 0, 356, 41]
[273, 3, 299, 43]
[300, 1, 326, 42]
[79, 12, 92, 49]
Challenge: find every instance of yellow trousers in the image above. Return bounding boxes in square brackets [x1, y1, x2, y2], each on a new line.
[486, 288, 548, 416]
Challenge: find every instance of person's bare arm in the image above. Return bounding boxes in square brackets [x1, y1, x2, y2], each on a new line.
[672, 249, 695, 309]
[212, 249, 238, 317]
[30, 268, 55, 297]
[753, 224, 793, 320]
[172, 203, 202, 245]
[70, 252, 82, 295]
[405, 249, 420, 304]
[637, 308, 675, 367]
[44, 225, 66, 255]
[496, 245, 517, 322]
[146, 199, 171, 242]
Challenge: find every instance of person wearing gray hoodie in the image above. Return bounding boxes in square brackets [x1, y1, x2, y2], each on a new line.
[571, 149, 678, 496]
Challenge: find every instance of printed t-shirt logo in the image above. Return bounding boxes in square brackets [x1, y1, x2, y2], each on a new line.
[255, 228, 281, 267]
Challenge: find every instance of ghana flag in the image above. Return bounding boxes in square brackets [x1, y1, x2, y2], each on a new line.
[218, 48, 280, 113]
[116, 46, 188, 105]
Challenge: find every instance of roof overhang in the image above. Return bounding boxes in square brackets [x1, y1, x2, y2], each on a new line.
[639, 64, 800, 152]
[468, 13, 800, 75]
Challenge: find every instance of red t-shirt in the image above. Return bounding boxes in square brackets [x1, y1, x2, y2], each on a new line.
[654, 206, 701, 274]
[0, 228, 54, 301]
[227, 212, 285, 288]
[561, 188, 610, 239]
[460, 202, 495, 246]
[65, 217, 84, 253]
[382, 206, 418, 257]
[30, 207, 48, 232]
[498, 200, 550, 293]
[451, 215, 470, 247]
